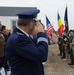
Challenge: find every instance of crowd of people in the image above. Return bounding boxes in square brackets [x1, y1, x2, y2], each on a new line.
[0, 21, 11, 75]
[58, 30, 74, 65]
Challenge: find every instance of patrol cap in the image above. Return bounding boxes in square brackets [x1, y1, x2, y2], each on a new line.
[16, 9, 40, 21]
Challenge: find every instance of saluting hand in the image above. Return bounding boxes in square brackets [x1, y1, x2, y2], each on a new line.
[32, 22, 44, 36]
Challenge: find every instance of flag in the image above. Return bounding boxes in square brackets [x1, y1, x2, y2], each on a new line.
[64, 5, 69, 33]
[57, 12, 64, 36]
[46, 16, 54, 41]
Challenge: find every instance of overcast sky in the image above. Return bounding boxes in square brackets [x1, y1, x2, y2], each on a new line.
[0, 0, 74, 30]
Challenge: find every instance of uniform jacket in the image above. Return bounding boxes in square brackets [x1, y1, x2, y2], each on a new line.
[5, 27, 48, 75]
[69, 35, 74, 49]
[63, 35, 69, 46]
[69, 35, 74, 43]
[0, 33, 5, 57]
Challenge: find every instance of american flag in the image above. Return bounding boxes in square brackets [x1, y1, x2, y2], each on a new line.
[46, 16, 54, 41]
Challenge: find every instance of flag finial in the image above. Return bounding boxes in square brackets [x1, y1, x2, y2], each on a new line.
[57, 10, 59, 13]
[44, 14, 46, 17]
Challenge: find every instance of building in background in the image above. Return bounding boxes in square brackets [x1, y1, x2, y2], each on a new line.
[0, 7, 37, 30]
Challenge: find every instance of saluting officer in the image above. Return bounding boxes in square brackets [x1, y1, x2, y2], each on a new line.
[5, 9, 48, 75]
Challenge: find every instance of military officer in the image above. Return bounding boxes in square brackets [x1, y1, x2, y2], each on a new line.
[5, 9, 48, 75]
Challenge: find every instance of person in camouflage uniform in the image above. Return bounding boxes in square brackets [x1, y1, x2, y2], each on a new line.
[58, 35, 63, 56]
[61, 31, 69, 59]
[68, 30, 74, 65]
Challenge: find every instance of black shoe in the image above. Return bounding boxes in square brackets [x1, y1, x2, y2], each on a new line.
[61, 56, 65, 59]
[68, 62, 74, 65]
[58, 54, 62, 56]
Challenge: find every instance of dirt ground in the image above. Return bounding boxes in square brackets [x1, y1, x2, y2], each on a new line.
[44, 44, 74, 75]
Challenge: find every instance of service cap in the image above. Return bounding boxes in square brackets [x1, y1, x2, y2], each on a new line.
[16, 9, 40, 21]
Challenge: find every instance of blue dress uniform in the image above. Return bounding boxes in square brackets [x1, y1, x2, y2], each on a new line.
[5, 9, 48, 75]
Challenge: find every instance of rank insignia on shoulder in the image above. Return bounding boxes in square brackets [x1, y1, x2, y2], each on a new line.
[16, 32, 24, 36]
[64, 38, 67, 41]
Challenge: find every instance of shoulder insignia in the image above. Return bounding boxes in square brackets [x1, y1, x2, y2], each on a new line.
[64, 38, 67, 41]
[16, 32, 24, 36]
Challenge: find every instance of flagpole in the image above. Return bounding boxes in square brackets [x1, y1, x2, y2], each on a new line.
[52, 22, 54, 27]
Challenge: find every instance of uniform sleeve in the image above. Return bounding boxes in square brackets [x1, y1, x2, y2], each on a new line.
[16, 32, 48, 62]
[0, 37, 5, 45]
